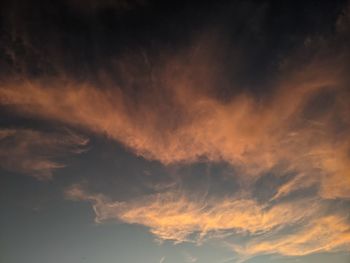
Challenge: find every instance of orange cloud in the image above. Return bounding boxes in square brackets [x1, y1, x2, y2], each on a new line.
[1, 1, 350, 261]
[65, 184, 350, 258]
[0, 42, 349, 197]
[66, 185, 320, 242]
[232, 215, 350, 258]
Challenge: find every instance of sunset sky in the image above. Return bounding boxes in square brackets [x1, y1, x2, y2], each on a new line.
[1, 1, 350, 263]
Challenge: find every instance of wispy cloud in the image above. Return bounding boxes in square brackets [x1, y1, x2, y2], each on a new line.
[184, 252, 197, 263]
[65, 184, 350, 258]
[231, 215, 350, 258]
[1, 36, 349, 196]
[0, 128, 89, 179]
[1, 1, 350, 260]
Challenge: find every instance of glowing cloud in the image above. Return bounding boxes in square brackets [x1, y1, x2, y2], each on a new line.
[232, 215, 350, 257]
[0, 44, 349, 197]
[65, 185, 350, 257]
[1, 2, 350, 260]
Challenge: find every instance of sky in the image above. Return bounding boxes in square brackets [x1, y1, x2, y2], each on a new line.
[1, 0, 350, 263]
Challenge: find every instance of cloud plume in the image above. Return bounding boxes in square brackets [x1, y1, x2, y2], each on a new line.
[65, 184, 350, 258]
[1, 1, 350, 260]
[1, 34, 349, 197]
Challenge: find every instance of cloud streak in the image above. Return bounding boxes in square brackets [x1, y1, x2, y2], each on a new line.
[232, 215, 350, 257]
[0, 128, 89, 179]
[65, 184, 350, 258]
[0, 35, 349, 197]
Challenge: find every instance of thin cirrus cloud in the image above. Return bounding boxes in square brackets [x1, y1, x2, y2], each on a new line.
[231, 215, 350, 257]
[0, 128, 89, 179]
[65, 185, 320, 242]
[65, 184, 350, 258]
[0, 33, 349, 198]
[0, 2, 350, 260]
[184, 252, 198, 263]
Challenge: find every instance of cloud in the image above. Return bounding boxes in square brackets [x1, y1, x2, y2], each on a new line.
[0, 34, 349, 197]
[1, 1, 350, 260]
[65, 184, 350, 257]
[0, 128, 89, 179]
[65, 185, 314, 242]
[184, 252, 197, 263]
[232, 215, 350, 258]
